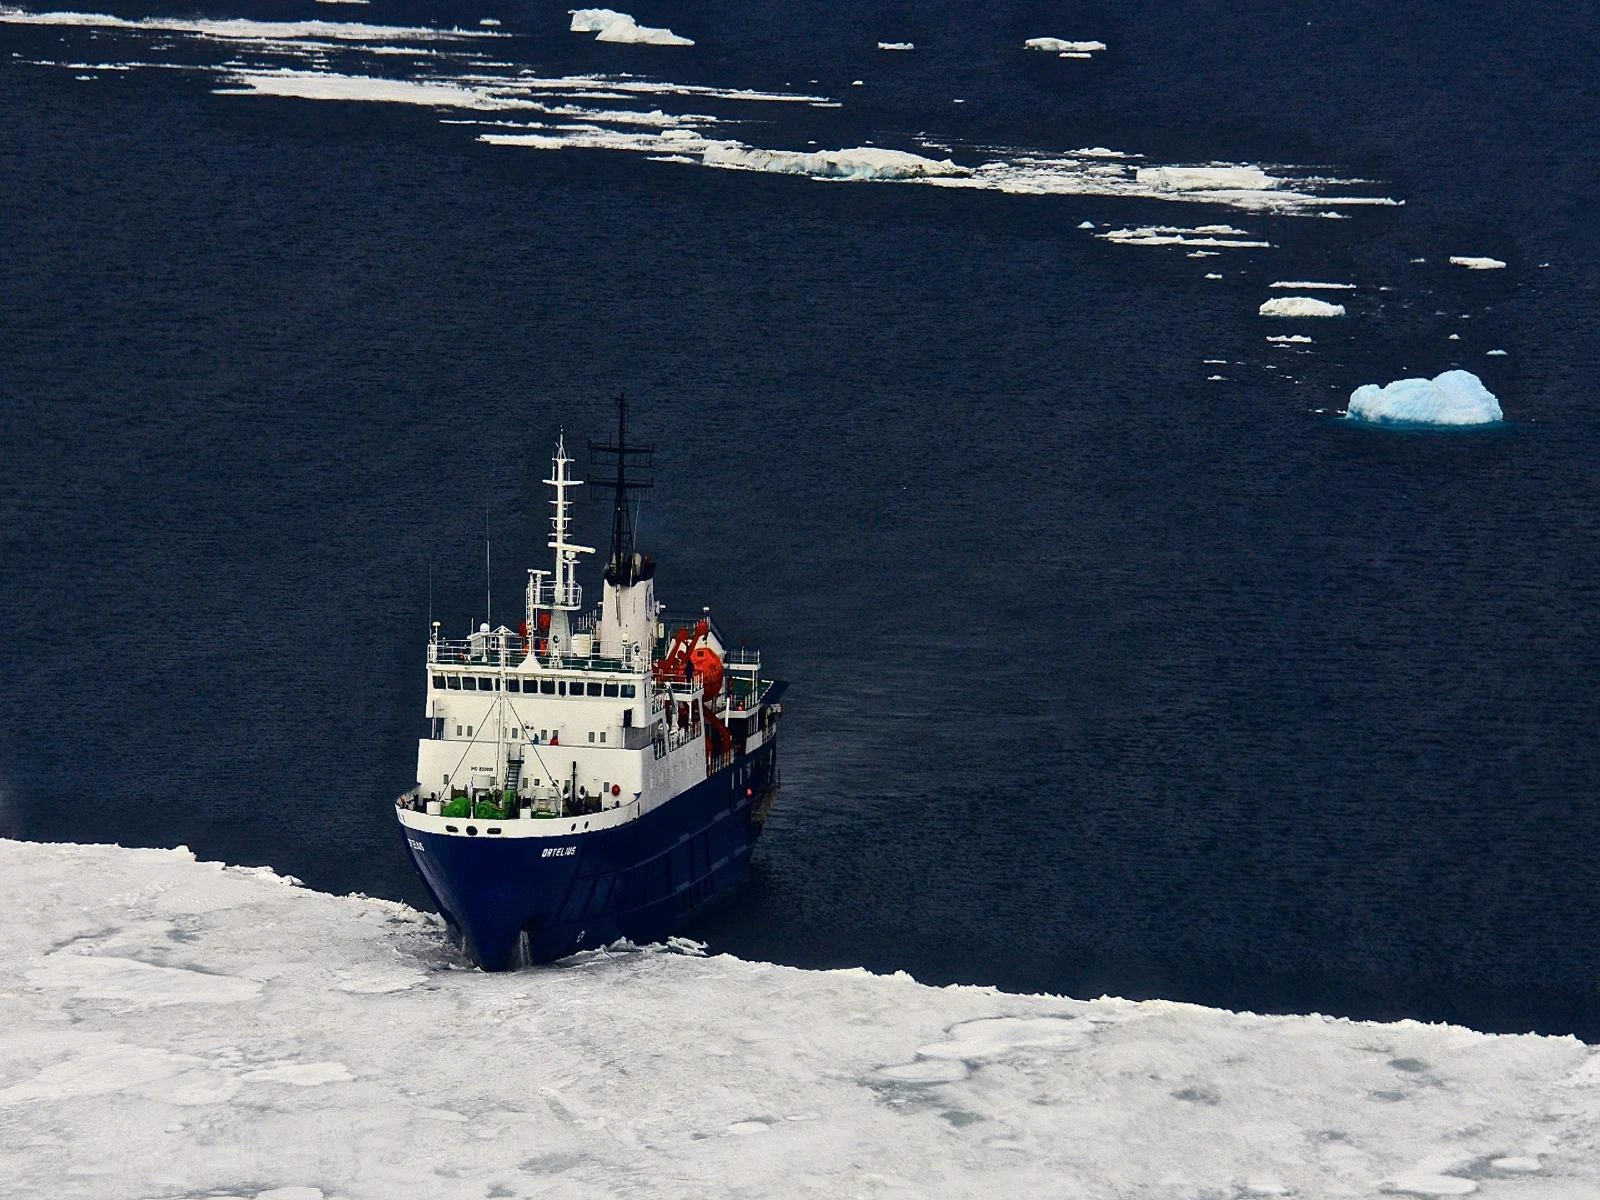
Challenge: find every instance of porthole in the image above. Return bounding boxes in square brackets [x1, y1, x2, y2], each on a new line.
[466, 825, 478, 837]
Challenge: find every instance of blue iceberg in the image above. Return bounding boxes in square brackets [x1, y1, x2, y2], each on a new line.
[1347, 369, 1503, 426]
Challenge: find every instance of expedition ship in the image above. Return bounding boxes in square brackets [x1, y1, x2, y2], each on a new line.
[395, 400, 783, 969]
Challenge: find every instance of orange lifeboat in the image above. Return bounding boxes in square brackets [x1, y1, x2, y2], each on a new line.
[690, 645, 723, 700]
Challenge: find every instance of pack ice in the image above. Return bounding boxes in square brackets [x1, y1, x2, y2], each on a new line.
[1347, 369, 1504, 425]
[3, 839, 1594, 1199]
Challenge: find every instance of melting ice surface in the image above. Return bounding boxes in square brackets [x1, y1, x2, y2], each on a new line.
[4, 840, 1595, 1199]
[1260, 296, 1346, 318]
[1347, 370, 1504, 426]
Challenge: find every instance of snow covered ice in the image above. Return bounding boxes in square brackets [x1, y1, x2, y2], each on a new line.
[4, 840, 1597, 1199]
[1450, 255, 1507, 270]
[1347, 370, 1504, 426]
[1260, 296, 1346, 317]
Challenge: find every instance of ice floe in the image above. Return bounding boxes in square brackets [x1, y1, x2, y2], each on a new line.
[877, 41, 914, 51]
[1099, 224, 1270, 249]
[1449, 255, 1507, 270]
[2, 838, 1592, 1198]
[0, 7, 497, 42]
[1024, 37, 1106, 57]
[1487, 349, 1508, 356]
[569, 8, 692, 46]
[1269, 280, 1355, 289]
[1259, 296, 1345, 317]
[1347, 369, 1503, 426]
[703, 143, 971, 181]
[1267, 334, 1313, 344]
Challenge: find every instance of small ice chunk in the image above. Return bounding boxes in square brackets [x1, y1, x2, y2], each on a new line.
[1448, 333, 1460, 340]
[1449, 255, 1506, 270]
[1269, 280, 1354, 290]
[1205, 272, 1222, 279]
[1024, 37, 1106, 53]
[1347, 369, 1503, 426]
[1380, 1175, 1477, 1197]
[1486, 349, 1507, 356]
[479, 17, 500, 26]
[569, 9, 693, 46]
[1489, 1157, 1542, 1173]
[1207, 374, 1226, 381]
[1267, 334, 1313, 344]
[851, 79, 864, 86]
[1077, 220, 1095, 229]
[877, 41, 913, 51]
[1259, 297, 1345, 318]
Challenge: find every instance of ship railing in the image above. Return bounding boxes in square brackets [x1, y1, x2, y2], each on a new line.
[429, 636, 645, 675]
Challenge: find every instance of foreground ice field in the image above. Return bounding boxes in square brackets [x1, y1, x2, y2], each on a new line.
[2, 841, 1594, 1199]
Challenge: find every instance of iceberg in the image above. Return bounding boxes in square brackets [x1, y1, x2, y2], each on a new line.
[569, 8, 693, 46]
[1259, 296, 1345, 317]
[1449, 255, 1506, 270]
[2, 838, 1592, 1199]
[1347, 369, 1503, 426]
[702, 143, 972, 181]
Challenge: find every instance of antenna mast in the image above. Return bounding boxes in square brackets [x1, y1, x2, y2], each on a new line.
[589, 393, 655, 585]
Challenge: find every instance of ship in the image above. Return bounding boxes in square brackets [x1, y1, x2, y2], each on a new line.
[394, 398, 784, 970]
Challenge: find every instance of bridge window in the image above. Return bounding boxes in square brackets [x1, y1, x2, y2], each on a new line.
[557, 681, 567, 696]
[462, 677, 477, 691]
[603, 682, 619, 697]
[432, 674, 445, 689]
[620, 684, 636, 698]
[587, 682, 603, 697]
[506, 679, 520, 693]
[540, 680, 556, 695]
[447, 676, 461, 690]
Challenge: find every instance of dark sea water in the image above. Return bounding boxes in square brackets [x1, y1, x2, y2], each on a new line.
[3, 1, 1598, 1038]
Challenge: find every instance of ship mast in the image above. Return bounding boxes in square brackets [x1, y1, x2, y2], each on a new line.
[590, 393, 654, 586]
[527, 432, 593, 664]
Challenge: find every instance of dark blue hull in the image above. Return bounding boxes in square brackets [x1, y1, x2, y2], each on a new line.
[401, 739, 779, 969]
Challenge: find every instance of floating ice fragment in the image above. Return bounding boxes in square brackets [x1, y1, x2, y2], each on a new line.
[1347, 369, 1502, 426]
[851, 79, 864, 85]
[1138, 165, 1277, 192]
[1205, 272, 1222, 279]
[569, 8, 692, 46]
[1100, 224, 1269, 249]
[1486, 349, 1507, 356]
[702, 143, 971, 181]
[479, 17, 499, 25]
[1267, 335, 1313, 344]
[1024, 37, 1106, 53]
[1207, 374, 1226, 381]
[877, 41, 913, 51]
[1381, 1174, 1477, 1196]
[1269, 280, 1354, 289]
[1449, 255, 1505, 270]
[1077, 220, 1095, 229]
[1489, 1157, 1542, 1172]
[1259, 297, 1345, 317]
[1448, 333, 1460, 340]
